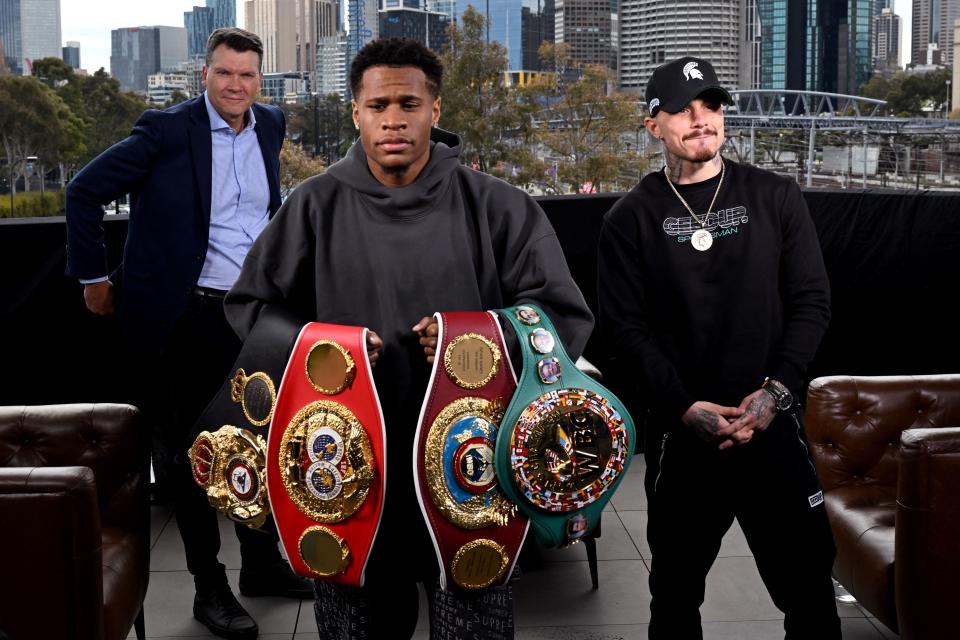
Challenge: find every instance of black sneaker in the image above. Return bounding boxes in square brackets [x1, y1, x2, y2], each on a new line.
[239, 561, 313, 599]
[193, 583, 259, 640]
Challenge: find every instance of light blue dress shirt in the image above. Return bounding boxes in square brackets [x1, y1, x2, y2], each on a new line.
[198, 92, 271, 291]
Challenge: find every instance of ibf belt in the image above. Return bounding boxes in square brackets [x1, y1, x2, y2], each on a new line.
[414, 311, 529, 591]
[267, 322, 386, 586]
[189, 307, 303, 529]
[494, 304, 635, 547]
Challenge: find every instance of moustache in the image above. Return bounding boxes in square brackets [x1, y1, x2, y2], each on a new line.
[684, 130, 718, 140]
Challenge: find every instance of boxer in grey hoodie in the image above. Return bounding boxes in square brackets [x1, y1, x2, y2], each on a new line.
[225, 38, 593, 640]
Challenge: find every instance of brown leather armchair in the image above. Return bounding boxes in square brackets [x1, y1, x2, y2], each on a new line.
[804, 375, 960, 640]
[0, 404, 150, 640]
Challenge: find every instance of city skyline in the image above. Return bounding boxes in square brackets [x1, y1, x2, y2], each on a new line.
[57, 0, 917, 86]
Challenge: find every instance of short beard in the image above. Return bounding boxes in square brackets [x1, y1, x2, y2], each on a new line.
[663, 144, 723, 183]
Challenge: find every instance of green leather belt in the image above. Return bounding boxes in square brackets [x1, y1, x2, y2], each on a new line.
[494, 304, 636, 547]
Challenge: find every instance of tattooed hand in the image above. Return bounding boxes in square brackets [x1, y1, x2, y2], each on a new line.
[720, 390, 777, 450]
[681, 401, 744, 446]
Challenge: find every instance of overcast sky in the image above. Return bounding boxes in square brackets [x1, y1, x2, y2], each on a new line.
[61, 1, 245, 74]
[61, 0, 914, 82]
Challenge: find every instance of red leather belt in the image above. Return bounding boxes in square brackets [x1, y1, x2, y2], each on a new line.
[267, 322, 386, 587]
[414, 311, 529, 591]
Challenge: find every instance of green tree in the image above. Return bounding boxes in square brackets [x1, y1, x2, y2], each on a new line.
[0, 75, 83, 195]
[279, 138, 326, 197]
[283, 93, 354, 163]
[440, 6, 526, 174]
[31, 57, 75, 86]
[860, 69, 953, 117]
[525, 43, 643, 193]
[164, 89, 189, 108]
[52, 69, 146, 181]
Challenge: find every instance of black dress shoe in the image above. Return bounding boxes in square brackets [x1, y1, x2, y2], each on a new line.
[193, 584, 259, 639]
[239, 560, 314, 598]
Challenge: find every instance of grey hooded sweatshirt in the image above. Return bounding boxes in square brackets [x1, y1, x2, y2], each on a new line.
[225, 128, 593, 578]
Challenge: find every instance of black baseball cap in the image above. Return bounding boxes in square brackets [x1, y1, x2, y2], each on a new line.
[645, 56, 734, 117]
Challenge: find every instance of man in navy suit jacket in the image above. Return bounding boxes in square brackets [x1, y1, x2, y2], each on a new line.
[66, 28, 308, 640]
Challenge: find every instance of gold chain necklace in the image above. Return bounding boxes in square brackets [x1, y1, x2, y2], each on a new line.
[663, 159, 725, 252]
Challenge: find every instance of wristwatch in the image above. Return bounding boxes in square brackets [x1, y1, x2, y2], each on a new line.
[761, 377, 793, 411]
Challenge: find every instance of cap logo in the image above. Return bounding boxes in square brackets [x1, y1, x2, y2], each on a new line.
[683, 62, 704, 81]
[649, 98, 660, 112]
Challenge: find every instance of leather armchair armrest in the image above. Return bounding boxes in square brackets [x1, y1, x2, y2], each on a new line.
[895, 427, 960, 640]
[0, 466, 105, 640]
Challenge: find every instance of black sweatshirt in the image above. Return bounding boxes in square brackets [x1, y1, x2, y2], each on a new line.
[225, 128, 593, 576]
[598, 159, 830, 423]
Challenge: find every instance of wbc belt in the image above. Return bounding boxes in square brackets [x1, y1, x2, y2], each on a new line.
[494, 304, 635, 548]
[189, 307, 303, 529]
[414, 311, 529, 591]
[267, 322, 386, 587]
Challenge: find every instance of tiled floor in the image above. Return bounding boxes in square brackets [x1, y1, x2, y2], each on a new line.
[133, 458, 900, 639]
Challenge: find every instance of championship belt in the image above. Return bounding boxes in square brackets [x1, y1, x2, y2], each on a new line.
[494, 304, 635, 547]
[189, 307, 303, 529]
[267, 322, 386, 587]
[414, 311, 529, 591]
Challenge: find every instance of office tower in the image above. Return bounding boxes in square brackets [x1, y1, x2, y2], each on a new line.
[0, 0, 22, 75]
[186, 0, 239, 58]
[874, 7, 902, 69]
[379, 6, 449, 52]
[209, 0, 237, 28]
[21, 0, 60, 74]
[522, 0, 554, 70]
[185, 6, 214, 57]
[740, 0, 811, 90]
[346, 0, 379, 72]
[912, 0, 960, 66]
[806, 0, 872, 93]
[110, 26, 188, 92]
[316, 33, 347, 95]
[554, 0, 612, 67]
[451, 0, 554, 71]
[619, 0, 739, 92]
[246, 0, 336, 74]
[62, 40, 79, 69]
[0, 0, 61, 75]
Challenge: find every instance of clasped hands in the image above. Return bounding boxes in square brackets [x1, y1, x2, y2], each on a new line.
[347, 315, 438, 368]
[682, 389, 777, 450]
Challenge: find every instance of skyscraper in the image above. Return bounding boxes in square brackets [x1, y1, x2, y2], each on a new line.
[554, 0, 611, 67]
[246, 0, 337, 74]
[111, 26, 188, 92]
[185, 0, 238, 58]
[806, 0, 872, 94]
[874, 6, 902, 69]
[452, 0, 554, 71]
[912, 0, 960, 66]
[739, 0, 810, 91]
[347, 0, 379, 71]
[619, 0, 740, 92]
[522, 0, 554, 70]
[185, 7, 214, 57]
[316, 33, 347, 95]
[0, 0, 61, 75]
[62, 40, 79, 69]
[0, 0, 23, 74]
[379, 6, 449, 52]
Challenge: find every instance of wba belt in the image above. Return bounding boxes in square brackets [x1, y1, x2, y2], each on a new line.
[189, 307, 302, 529]
[494, 304, 636, 547]
[267, 322, 386, 586]
[414, 311, 529, 591]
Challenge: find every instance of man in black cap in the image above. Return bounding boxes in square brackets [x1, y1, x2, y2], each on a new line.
[598, 56, 841, 639]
